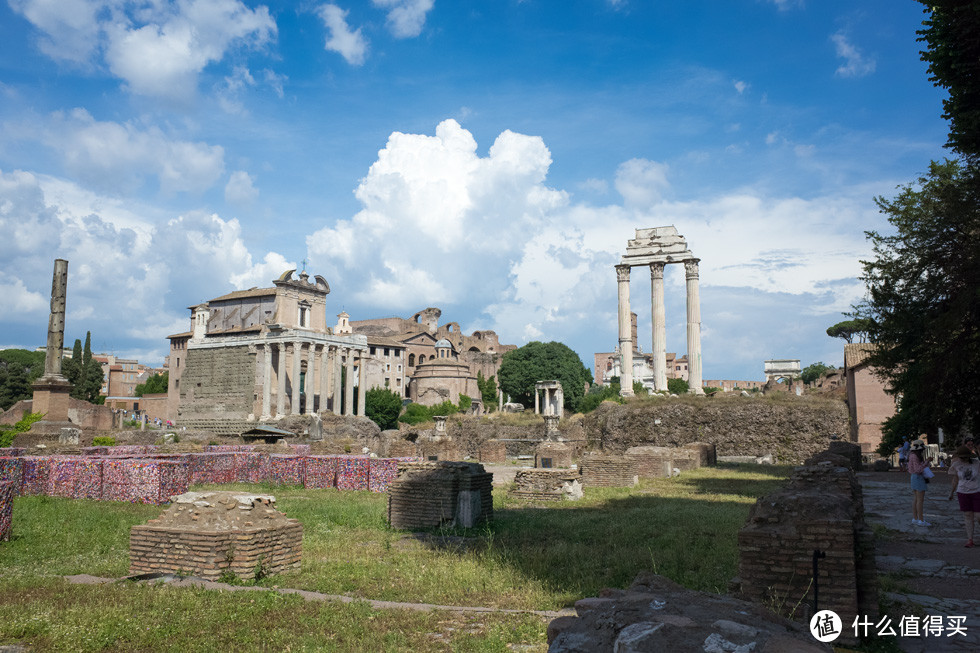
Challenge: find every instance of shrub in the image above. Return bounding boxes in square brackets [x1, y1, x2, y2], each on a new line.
[667, 378, 689, 394]
[365, 387, 403, 430]
[398, 403, 432, 426]
[0, 412, 43, 447]
[92, 436, 116, 446]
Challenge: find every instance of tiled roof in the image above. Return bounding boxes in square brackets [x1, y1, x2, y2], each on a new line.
[207, 287, 276, 303]
[844, 343, 876, 368]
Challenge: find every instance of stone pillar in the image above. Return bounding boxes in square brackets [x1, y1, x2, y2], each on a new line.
[556, 385, 564, 419]
[319, 345, 330, 414]
[343, 349, 354, 416]
[291, 341, 302, 415]
[333, 347, 343, 415]
[650, 262, 668, 392]
[260, 343, 272, 420]
[685, 259, 704, 395]
[616, 264, 634, 396]
[305, 343, 316, 415]
[357, 351, 366, 417]
[276, 342, 287, 418]
[534, 387, 540, 414]
[44, 259, 68, 377]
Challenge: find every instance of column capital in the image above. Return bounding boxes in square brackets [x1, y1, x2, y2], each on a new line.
[615, 264, 632, 283]
[649, 262, 665, 280]
[684, 258, 700, 279]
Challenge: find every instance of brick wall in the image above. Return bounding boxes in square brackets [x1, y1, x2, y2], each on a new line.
[737, 462, 877, 643]
[535, 442, 573, 468]
[387, 461, 493, 529]
[130, 522, 302, 580]
[510, 469, 581, 501]
[179, 346, 256, 421]
[579, 454, 638, 487]
[478, 440, 506, 464]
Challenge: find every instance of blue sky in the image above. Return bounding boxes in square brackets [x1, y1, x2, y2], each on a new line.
[0, 0, 950, 382]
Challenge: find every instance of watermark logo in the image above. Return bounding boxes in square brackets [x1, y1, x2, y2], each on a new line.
[810, 610, 842, 642]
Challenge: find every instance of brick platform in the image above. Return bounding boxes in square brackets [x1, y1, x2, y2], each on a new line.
[579, 454, 638, 487]
[510, 468, 582, 501]
[387, 461, 493, 529]
[130, 491, 302, 580]
[535, 441, 573, 469]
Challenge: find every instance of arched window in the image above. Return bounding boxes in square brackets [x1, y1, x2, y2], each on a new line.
[409, 353, 415, 366]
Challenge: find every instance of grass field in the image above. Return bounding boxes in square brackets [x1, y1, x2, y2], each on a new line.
[0, 464, 792, 652]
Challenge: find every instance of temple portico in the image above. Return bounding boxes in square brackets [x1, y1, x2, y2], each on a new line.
[616, 227, 704, 396]
[534, 380, 564, 418]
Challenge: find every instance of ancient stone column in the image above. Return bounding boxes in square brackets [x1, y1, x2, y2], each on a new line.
[534, 387, 540, 414]
[305, 343, 316, 415]
[319, 345, 330, 413]
[333, 347, 343, 415]
[44, 259, 69, 378]
[650, 262, 668, 392]
[685, 259, 704, 395]
[343, 349, 354, 416]
[616, 264, 634, 396]
[291, 341, 302, 415]
[276, 342, 287, 418]
[31, 259, 73, 428]
[357, 352, 366, 417]
[260, 343, 272, 420]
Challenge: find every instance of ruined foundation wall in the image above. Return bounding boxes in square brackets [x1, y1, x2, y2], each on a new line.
[584, 397, 848, 464]
[179, 346, 256, 423]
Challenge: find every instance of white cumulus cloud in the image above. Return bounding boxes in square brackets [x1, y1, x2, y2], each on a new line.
[43, 109, 225, 194]
[225, 170, 259, 206]
[11, 0, 276, 101]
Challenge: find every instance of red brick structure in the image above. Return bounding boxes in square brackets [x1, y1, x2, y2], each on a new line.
[478, 439, 507, 464]
[387, 461, 493, 529]
[737, 462, 877, 644]
[579, 454, 637, 487]
[535, 441, 573, 468]
[510, 469, 582, 501]
[844, 343, 895, 454]
[130, 491, 302, 580]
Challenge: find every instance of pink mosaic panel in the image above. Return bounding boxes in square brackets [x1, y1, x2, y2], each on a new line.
[205, 445, 256, 453]
[0, 448, 26, 457]
[46, 458, 103, 499]
[102, 459, 189, 504]
[288, 444, 311, 455]
[188, 453, 236, 485]
[0, 457, 23, 496]
[304, 456, 338, 489]
[368, 458, 398, 493]
[336, 456, 370, 491]
[81, 446, 109, 456]
[234, 452, 271, 483]
[270, 455, 306, 486]
[20, 457, 51, 496]
[0, 480, 13, 541]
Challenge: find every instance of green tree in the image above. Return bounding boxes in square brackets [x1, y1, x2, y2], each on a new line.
[667, 378, 689, 395]
[579, 382, 622, 413]
[62, 338, 83, 386]
[69, 332, 103, 402]
[365, 387, 403, 430]
[855, 159, 980, 453]
[134, 372, 169, 397]
[476, 372, 498, 410]
[825, 318, 872, 344]
[916, 1, 980, 161]
[0, 349, 45, 410]
[496, 341, 593, 412]
[801, 362, 832, 385]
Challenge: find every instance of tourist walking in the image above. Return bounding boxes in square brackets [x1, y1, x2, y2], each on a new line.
[899, 437, 910, 471]
[908, 439, 932, 526]
[947, 444, 980, 547]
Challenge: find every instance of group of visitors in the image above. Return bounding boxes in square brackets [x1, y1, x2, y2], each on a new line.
[905, 435, 979, 548]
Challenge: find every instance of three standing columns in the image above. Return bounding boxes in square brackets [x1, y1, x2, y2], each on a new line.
[616, 258, 703, 395]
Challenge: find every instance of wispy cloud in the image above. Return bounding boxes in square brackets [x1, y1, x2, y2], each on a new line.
[372, 0, 434, 38]
[832, 31, 876, 78]
[319, 4, 368, 65]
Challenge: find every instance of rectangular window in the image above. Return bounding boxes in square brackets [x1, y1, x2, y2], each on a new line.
[370, 347, 376, 355]
[384, 348, 390, 356]
[384, 378, 390, 387]
[394, 350, 400, 357]
[386, 363, 390, 371]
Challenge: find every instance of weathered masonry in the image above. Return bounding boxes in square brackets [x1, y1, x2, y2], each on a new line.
[168, 269, 369, 430]
[616, 226, 703, 395]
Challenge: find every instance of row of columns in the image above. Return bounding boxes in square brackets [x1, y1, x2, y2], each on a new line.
[259, 341, 367, 420]
[616, 259, 703, 396]
[534, 384, 564, 418]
